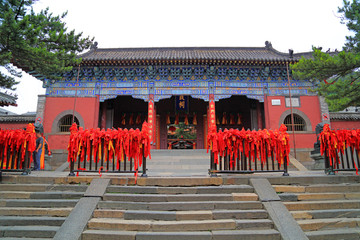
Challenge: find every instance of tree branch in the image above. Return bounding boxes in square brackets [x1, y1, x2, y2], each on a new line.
[14, 0, 25, 21]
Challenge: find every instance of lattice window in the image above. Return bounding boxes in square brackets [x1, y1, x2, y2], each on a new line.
[58, 115, 79, 132]
[283, 114, 306, 131]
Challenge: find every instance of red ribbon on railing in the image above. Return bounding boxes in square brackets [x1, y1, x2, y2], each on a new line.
[0, 124, 38, 170]
[67, 121, 151, 181]
[320, 124, 359, 174]
[207, 124, 290, 169]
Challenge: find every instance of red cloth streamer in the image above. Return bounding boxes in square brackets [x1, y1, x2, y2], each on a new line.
[222, 112, 227, 125]
[320, 124, 359, 175]
[67, 121, 151, 181]
[229, 114, 235, 125]
[193, 113, 197, 125]
[184, 114, 189, 125]
[237, 114, 242, 125]
[129, 113, 134, 125]
[207, 124, 290, 169]
[0, 124, 44, 170]
[121, 113, 126, 125]
[136, 113, 142, 125]
[166, 113, 171, 125]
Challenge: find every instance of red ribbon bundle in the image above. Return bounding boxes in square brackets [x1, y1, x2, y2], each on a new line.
[67, 121, 151, 181]
[207, 124, 290, 169]
[0, 123, 37, 170]
[320, 124, 360, 174]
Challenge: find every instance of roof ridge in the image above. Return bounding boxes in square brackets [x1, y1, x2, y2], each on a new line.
[77, 45, 314, 62]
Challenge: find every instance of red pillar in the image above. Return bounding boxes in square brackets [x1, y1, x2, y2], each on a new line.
[148, 95, 156, 149]
[264, 94, 270, 129]
[94, 96, 100, 128]
[257, 102, 263, 129]
[209, 94, 216, 129]
[100, 102, 107, 129]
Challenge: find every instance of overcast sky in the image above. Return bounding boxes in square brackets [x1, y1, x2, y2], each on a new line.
[4, 0, 350, 114]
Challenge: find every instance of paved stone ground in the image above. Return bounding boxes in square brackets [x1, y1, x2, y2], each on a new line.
[147, 149, 210, 176]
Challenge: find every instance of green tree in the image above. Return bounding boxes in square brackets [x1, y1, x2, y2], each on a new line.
[291, 0, 360, 111]
[0, 0, 93, 90]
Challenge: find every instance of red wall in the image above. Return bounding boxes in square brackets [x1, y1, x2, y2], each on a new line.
[43, 96, 99, 150]
[0, 123, 29, 130]
[331, 121, 360, 130]
[264, 95, 321, 149]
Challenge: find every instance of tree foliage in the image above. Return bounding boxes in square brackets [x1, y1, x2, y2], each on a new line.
[291, 0, 360, 111]
[0, 0, 94, 90]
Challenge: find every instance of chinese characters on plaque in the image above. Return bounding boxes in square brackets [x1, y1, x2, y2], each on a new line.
[175, 95, 189, 112]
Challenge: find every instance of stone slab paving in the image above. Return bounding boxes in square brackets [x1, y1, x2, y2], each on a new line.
[53, 178, 110, 240]
[84, 178, 110, 197]
[251, 178, 309, 240]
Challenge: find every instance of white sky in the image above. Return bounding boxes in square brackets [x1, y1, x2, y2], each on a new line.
[3, 0, 350, 114]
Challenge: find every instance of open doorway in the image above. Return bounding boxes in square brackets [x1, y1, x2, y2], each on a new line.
[156, 96, 207, 149]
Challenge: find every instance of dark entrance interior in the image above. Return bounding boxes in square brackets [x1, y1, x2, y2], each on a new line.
[101, 96, 148, 129]
[216, 96, 264, 130]
[156, 96, 207, 149]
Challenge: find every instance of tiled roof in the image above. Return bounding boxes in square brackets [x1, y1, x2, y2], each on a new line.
[330, 112, 360, 121]
[0, 114, 35, 122]
[79, 45, 311, 63]
[0, 92, 17, 107]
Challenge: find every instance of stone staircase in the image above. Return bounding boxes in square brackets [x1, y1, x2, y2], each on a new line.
[82, 181, 281, 240]
[275, 183, 360, 240]
[0, 181, 87, 239]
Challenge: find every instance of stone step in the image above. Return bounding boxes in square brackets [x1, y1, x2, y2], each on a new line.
[103, 193, 258, 202]
[47, 184, 88, 192]
[279, 192, 360, 201]
[82, 229, 281, 240]
[0, 191, 31, 199]
[106, 185, 254, 194]
[0, 199, 78, 208]
[305, 228, 360, 240]
[136, 177, 223, 187]
[0, 191, 83, 199]
[98, 200, 263, 211]
[297, 218, 360, 231]
[0, 216, 66, 226]
[292, 209, 360, 220]
[28, 191, 83, 199]
[87, 218, 273, 231]
[284, 200, 360, 211]
[0, 183, 87, 193]
[274, 184, 360, 193]
[0, 207, 72, 217]
[0, 184, 50, 192]
[0, 238, 53, 240]
[0, 225, 59, 238]
[93, 209, 268, 221]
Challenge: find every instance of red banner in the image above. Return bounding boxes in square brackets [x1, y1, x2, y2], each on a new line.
[209, 100, 216, 128]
